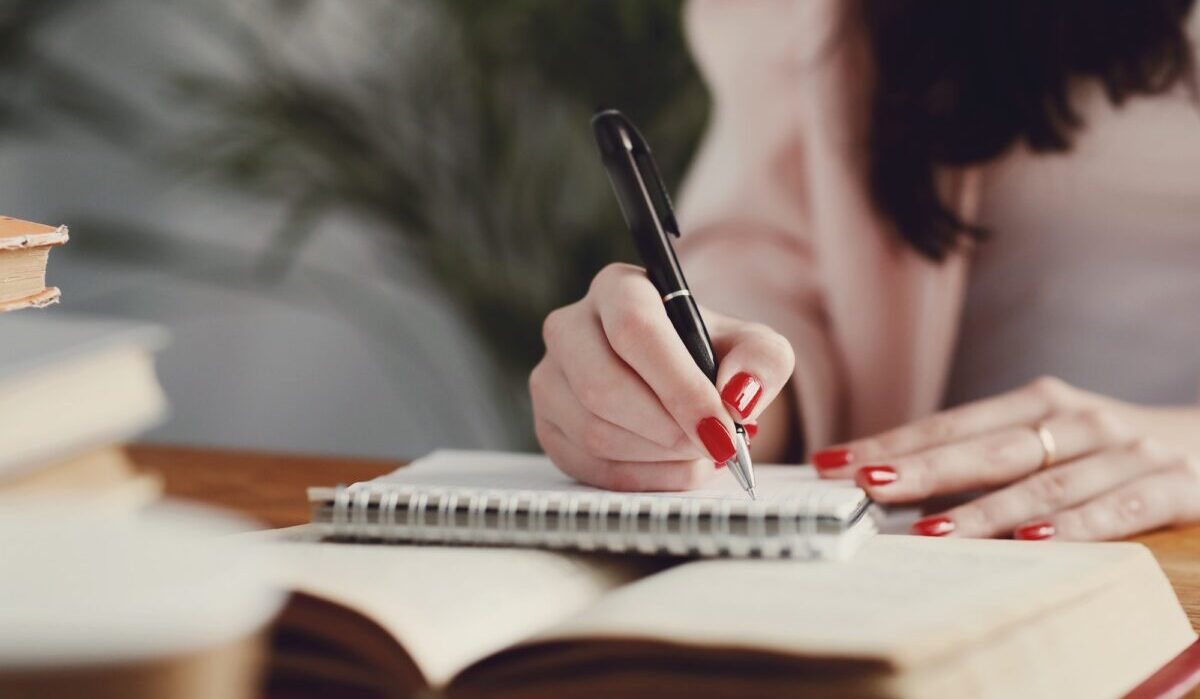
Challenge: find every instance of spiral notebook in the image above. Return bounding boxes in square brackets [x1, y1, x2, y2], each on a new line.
[307, 450, 875, 559]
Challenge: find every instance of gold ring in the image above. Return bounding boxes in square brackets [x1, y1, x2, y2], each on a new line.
[1033, 423, 1057, 469]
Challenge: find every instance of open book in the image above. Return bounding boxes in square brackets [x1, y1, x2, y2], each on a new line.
[307, 451, 875, 559]
[274, 451, 1200, 696]
[260, 526, 1194, 698]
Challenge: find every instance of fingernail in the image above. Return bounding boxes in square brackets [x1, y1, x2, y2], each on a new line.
[697, 417, 736, 463]
[714, 461, 727, 470]
[813, 448, 853, 470]
[911, 515, 955, 537]
[855, 465, 897, 487]
[1015, 522, 1056, 541]
[720, 372, 763, 419]
[744, 423, 759, 440]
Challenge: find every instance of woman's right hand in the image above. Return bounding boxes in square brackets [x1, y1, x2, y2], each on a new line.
[530, 263, 796, 491]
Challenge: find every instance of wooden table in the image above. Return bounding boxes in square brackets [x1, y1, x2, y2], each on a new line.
[129, 443, 1200, 627]
[128, 443, 1200, 697]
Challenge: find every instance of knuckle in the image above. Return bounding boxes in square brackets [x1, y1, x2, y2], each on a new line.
[1078, 504, 1118, 537]
[576, 378, 616, 418]
[1025, 469, 1072, 511]
[541, 307, 571, 352]
[580, 418, 614, 458]
[589, 263, 629, 295]
[984, 431, 1028, 465]
[536, 421, 567, 465]
[869, 433, 905, 459]
[1027, 375, 1073, 408]
[918, 416, 959, 445]
[1167, 459, 1199, 482]
[595, 264, 650, 306]
[533, 419, 552, 449]
[527, 364, 546, 403]
[1114, 491, 1151, 527]
[969, 497, 1014, 533]
[606, 305, 657, 354]
[896, 458, 933, 496]
[1077, 408, 1131, 445]
[1130, 438, 1172, 465]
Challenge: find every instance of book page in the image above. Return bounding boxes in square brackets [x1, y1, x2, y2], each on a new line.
[528, 535, 1173, 667]
[256, 525, 664, 688]
[358, 450, 866, 518]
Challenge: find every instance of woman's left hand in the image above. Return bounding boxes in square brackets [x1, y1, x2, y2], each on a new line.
[811, 377, 1200, 541]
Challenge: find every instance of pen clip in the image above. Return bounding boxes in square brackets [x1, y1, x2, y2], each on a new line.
[632, 146, 682, 238]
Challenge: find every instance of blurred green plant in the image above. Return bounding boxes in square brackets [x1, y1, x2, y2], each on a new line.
[0, 0, 138, 144]
[165, 0, 709, 440]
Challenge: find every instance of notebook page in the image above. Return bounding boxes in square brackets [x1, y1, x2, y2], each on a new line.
[528, 535, 1167, 667]
[362, 450, 866, 520]
[256, 525, 662, 688]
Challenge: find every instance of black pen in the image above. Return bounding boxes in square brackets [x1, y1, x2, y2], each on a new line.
[591, 108, 756, 499]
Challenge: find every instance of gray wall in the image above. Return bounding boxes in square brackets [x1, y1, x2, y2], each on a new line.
[1, 1, 516, 459]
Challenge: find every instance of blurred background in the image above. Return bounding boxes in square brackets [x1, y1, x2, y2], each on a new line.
[2, 0, 709, 458]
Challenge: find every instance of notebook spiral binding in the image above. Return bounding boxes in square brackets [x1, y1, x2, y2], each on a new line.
[320, 483, 845, 559]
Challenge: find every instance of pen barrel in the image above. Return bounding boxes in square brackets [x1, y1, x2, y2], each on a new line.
[664, 295, 718, 385]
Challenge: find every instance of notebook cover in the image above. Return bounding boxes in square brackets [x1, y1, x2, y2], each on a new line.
[308, 451, 875, 559]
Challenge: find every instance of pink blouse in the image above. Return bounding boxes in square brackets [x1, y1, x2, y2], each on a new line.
[674, 0, 1200, 452]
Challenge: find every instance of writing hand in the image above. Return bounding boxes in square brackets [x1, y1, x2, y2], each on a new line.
[814, 377, 1200, 540]
[531, 263, 794, 491]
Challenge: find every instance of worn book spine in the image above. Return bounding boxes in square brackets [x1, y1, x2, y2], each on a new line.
[309, 485, 873, 560]
[0, 222, 69, 312]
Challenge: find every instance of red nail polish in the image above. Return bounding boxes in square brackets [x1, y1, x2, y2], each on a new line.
[911, 515, 955, 537]
[1015, 522, 1055, 540]
[714, 461, 727, 470]
[697, 417, 737, 464]
[720, 372, 763, 419]
[744, 423, 759, 440]
[855, 465, 898, 487]
[813, 448, 853, 470]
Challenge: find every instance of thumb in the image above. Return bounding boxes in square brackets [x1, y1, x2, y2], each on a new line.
[709, 314, 796, 424]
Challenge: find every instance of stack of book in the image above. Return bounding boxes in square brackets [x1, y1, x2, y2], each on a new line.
[0, 315, 169, 501]
[0, 214, 168, 501]
[0, 215, 68, 312]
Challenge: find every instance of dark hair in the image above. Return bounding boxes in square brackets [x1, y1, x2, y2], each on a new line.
[857, 0, 1198, 261]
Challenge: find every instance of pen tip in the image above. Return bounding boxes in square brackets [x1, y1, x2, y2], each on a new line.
[748, 487, 757, 501]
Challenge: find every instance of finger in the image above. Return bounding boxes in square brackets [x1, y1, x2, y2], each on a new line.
[535, 418, 712, 492]
[529, 360, 700, 462]
[590, 264, 741, 465]
[814, 376, 1082, 475]
[1027, 456, 1200, 541]
[854, 408, 1136, 504]
[709, 315, 795, 423]
[542, 300, 686, 450]
[916, 440, 1178, 538]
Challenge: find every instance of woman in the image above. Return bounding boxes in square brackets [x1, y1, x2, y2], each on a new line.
[529, 0, 1200, 541]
